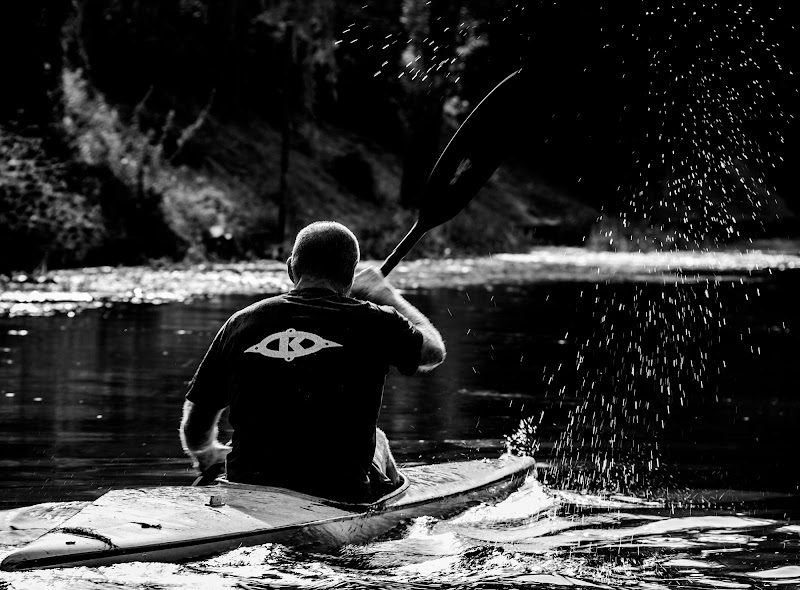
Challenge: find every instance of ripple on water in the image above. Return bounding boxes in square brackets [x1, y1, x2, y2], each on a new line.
[747, 565, 800, 581]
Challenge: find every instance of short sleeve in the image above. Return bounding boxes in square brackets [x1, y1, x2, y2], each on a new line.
[380, 306, 424, 376]
[185, 322, 230, 410]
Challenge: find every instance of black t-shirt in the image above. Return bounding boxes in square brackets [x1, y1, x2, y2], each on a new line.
[186, 287, 423, 502]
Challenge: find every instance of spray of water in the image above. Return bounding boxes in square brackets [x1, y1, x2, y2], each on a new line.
[524, 2, 791, 493]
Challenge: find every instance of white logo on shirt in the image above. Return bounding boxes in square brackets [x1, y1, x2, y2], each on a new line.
[244, 328, 342, 362]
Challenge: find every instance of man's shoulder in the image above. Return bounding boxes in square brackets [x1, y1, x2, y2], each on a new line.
[346, 298, 403, 320]
[355, 301, 418, 334]
[227, 293, 403, 328]
[228, 293, 291, 323]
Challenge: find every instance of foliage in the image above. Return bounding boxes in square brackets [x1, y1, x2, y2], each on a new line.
[0, 128, 105, 272]
[60, 68, 194, 263]
[326, 150, 377, 202]
[252, 0, 339, 120]
[6, 0, 792, 273]
[62, 0, 340, 123]
[62, 69, 155, 190]
[160, 178, 245, 262]
[0, 0, 599, 273]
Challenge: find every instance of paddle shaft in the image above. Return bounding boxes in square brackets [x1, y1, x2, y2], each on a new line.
[192, 461, 225, 487]
[380, 221, 427, 276]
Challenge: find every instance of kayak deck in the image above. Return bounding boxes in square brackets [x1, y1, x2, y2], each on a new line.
[1, 455, 535, 571]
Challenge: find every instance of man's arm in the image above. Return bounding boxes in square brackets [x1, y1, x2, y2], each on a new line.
[179, 400, 231, 473]
[351, 267, 446, 372]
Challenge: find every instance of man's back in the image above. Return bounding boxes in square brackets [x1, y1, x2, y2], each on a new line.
[180, 221, 445, 504]
[186, 287, 422, 502]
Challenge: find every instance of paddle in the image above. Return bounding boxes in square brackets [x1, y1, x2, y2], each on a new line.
[380, 68, 525, 276]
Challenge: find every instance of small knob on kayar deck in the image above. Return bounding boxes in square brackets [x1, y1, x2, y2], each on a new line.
[207, 495, 225, 507]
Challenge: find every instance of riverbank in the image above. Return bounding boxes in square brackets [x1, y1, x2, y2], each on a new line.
[2, 82, 599, 273]
[2, 244, 799, 317]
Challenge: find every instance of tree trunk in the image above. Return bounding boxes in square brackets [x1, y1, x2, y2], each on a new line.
[277, 22, 296, 246]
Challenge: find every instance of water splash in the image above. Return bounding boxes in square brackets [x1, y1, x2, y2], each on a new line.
[509, 2, 798, 495]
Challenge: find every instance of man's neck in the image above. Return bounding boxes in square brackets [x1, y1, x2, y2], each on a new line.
[293, 276, 350, 296]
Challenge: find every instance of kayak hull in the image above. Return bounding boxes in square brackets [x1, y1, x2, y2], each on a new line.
[1, 455, 535, 570]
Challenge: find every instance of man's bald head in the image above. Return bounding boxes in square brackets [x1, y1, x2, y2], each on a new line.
[288, 221, 360, 288]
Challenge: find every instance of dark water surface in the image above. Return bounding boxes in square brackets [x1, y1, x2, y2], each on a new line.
[1, 253, 799, 587]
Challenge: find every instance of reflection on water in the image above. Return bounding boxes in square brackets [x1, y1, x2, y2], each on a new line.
[0, 299, 237, 506]
[1, 253, 799, 587]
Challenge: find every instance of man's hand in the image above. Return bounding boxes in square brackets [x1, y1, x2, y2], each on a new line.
[351, 267, 399, 305]
[180, 400, 231, 474]
[351, 267, 446, 373]
[191, 441, 232, 474]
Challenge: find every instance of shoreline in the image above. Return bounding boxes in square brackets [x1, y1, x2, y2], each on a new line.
[1, 245, 799, 318]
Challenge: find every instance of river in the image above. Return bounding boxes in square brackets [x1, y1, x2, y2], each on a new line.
[1, 248, 799, 588]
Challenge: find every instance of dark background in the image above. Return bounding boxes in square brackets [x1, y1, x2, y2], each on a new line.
[1, 1, 797, 272]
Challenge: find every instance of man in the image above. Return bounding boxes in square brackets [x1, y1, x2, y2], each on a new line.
[180, 221, 446, 503]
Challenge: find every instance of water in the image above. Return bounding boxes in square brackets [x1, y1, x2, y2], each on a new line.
[1, 250, 799, 588]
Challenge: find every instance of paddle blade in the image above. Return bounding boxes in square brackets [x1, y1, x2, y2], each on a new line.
[419, 69, 526, 229]
[380, 69, 526, 276]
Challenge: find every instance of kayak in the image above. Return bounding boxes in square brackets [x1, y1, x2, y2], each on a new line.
[1, 454, 535, 571]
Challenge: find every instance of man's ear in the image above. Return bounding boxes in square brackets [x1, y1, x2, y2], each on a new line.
[286, 256, 295, 283]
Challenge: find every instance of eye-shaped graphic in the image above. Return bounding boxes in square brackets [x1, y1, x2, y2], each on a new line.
[244, 328, 342, 362]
